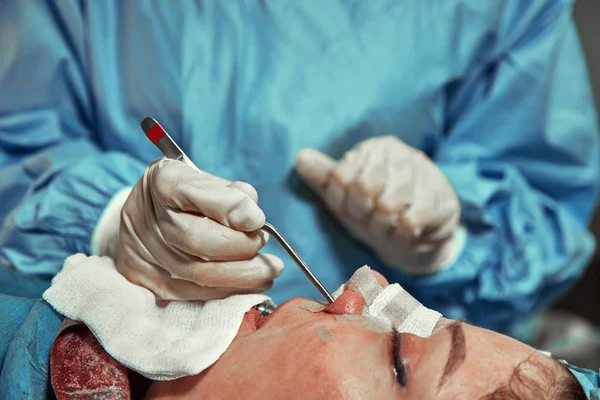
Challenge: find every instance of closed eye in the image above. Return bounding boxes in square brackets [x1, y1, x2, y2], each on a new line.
[391, 331, 407, 387]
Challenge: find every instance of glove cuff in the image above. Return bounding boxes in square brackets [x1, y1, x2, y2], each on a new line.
[90, 187, 132, 258]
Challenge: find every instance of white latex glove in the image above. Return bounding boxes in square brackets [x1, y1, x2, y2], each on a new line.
[295, 136, 461, 274]
[116, 158, 283, 300]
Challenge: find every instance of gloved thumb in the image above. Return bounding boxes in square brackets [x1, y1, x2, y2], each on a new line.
[295, 149, 336, 193]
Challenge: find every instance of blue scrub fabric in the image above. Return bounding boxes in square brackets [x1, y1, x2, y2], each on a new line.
[0, 0, 597, 337]
[0, 265, 61, 399]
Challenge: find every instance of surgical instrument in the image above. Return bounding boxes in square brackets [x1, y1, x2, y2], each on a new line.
[255, 302, 276, 316]
[140, 117, 335, 304]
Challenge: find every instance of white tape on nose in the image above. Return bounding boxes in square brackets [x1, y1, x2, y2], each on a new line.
[337, 266, 442, 337]
[364, 283, 441, 338]
[345, 266, 383, 305]
[358, 275, 441, 338]
[395, 304, 442, 338]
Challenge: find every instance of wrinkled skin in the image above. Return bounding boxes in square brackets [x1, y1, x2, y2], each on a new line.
[146, 272, 561, 399]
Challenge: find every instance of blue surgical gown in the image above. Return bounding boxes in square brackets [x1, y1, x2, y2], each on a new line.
[0, 268, 58, 398]
[0, 0, 598, 337]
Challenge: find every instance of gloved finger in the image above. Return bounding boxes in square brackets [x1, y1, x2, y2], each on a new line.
[165, 281, 275, 301]
[323, 150, 361, 213]
[295, 149, 336, 193]
[373, 153, 421, 236]
[375, 152, 415, 214]
[358, 152, 401, 235]
[169, 253, 284, 288]
[227, 181, 259, 204]
[190, 166, 232, 186]
[160, 211, 270, 261]
[394, 160, 430, 237]
[153, 161, 266, 232]
[392, 154, 447, 238]
[116, 252, 260, 301]
[150, 275, 273, 301]
[367, 208, 399, 237]
[333, 209, 381, 251]
[150, 157, 233, 185]
[347, 147, 387, 221]
[416, 174, 460, 241]
[411, 210, 460, 245]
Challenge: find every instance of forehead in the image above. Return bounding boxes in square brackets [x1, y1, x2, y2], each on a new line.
[467, 325, 535, 359]
[443, 325, 542, 397]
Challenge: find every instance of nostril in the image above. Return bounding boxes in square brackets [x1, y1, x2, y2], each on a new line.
[324, 289, 366, 315]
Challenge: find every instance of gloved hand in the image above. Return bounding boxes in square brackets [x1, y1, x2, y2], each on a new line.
[116, 158, 283, 300]
[295, 136, 461, 274]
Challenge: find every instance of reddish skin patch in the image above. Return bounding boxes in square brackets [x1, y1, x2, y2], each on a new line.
[51, 323, 131, 400]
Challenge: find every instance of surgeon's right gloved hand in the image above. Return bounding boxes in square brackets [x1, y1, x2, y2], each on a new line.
[114, 158, 284, 301]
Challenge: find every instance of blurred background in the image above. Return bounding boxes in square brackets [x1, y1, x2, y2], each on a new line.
[555, 0, 600, 324]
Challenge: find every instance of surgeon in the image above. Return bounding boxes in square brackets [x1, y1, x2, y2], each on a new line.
[0, 0, 598, 343]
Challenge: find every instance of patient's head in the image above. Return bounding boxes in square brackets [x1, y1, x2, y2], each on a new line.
[146, 272, 584, 400]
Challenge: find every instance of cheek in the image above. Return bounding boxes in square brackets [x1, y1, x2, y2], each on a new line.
[331, 334, 398, 399]
[285, 329, 395, 399]
[146, 338, 288, 399]
[147, 320, 396, 400]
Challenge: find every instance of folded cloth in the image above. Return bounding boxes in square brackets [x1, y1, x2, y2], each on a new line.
[43, 254, 272, 380]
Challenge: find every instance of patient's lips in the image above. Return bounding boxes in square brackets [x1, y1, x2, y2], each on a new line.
[239, 307, 267, 333]
[325, 289, 366, 316]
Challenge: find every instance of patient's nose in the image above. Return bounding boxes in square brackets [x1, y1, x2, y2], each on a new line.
[325, 269, 388, 315]
[325, 288, 366, 315]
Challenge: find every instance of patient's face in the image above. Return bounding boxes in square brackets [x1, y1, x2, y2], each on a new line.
[146, 272, 560, 400]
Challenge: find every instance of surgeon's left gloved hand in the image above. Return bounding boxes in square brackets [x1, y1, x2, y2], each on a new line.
[295, 136, 462, 274]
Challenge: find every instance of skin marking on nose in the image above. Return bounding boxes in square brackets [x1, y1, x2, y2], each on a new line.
[314, 325, 335, 342]
[334, 314, 392, 334]
[334, 315, 363, 322]
[300, 300, 328, 313]
[362, 314, 392, 334]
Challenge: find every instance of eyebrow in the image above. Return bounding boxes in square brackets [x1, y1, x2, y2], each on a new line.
[437, 321, 467, 392]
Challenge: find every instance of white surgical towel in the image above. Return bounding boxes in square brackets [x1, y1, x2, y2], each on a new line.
[43, 253, 272, 380]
